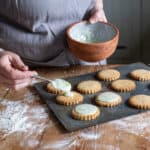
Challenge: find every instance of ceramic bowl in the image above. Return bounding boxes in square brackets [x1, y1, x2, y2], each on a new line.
[66, 21, 119, 62]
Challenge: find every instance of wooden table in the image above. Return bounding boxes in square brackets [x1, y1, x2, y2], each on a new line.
[0, 65, 150, 150]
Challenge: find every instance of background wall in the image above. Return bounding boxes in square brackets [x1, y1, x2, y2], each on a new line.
[104, 0, 150, 64]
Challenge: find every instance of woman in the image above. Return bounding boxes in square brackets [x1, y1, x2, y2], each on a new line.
[0, 0, 107, 89]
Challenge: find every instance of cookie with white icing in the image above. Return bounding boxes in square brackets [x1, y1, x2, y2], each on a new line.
[97, 69, 120, 81]
[95, 92, 122, 107]
[47, 79, 71, 94]
[77, 80, 102, 94]
[72, 104, 100, 120]
[111, 79, 136, 92]
[56, 91, 83, 106]
[128, 94, 150, 109]
[130, 69, 150, 81]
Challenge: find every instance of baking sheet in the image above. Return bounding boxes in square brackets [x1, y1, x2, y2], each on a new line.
[34, 62, 150, 131]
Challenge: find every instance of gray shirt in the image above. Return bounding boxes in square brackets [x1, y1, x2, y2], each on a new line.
[0, 0, 106, 67]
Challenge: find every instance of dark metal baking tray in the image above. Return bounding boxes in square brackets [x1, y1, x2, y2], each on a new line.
[34, 62, 150, 131]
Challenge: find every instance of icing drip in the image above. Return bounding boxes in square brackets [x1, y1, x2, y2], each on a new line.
[64, 91, 74, 97]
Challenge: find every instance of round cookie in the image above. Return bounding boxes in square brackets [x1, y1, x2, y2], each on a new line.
[47, 79, 71, 94]
[95, 92, 122, 107]
[97, 69, 120, 81]
[111, 79, 136, 92]
[56, 91, 83, 106]
[77, 80, 102, 94]
[128, 94, 150, 109]
[72, 104, 100, 120]
[130, 69, 150, 81]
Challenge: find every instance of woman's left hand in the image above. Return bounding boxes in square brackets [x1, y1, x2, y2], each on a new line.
[89, 6, 107, 23]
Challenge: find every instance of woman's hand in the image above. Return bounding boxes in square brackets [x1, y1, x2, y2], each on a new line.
[0, 51, 37, 90]
[89, 0, 107, 23]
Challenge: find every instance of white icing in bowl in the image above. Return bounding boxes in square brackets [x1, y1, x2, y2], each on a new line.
[69, 22, 117, 43]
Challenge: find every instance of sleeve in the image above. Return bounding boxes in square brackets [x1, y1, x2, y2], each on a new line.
[0, 48, 4, 51]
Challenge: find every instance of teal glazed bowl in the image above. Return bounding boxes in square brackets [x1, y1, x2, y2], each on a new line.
[66, 21, 119, 62]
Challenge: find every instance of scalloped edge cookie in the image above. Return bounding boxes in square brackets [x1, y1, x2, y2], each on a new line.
[56, 91, 83, 106]
[128, 94, 150, 109]
[130, 69, 150, 81]
[95, 92, 122, 107]
[111, 79, 136, 92]
[77, 80, 102, 94]
[97, 69, 120, 81]
[72, 104, 100, 121]
[47, 82, 64, 94]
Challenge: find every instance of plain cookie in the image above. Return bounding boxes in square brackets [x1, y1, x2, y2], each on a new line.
[128, 94, 150, 109]
[130, 69, 150, 81]
[97, 69, 120, 81]
[77, 80, 102, 94]
[111, 79, 136, 92]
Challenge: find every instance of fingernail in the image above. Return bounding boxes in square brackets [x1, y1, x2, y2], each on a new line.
[25, 66, 28, 70]
[22, 65, 28, 70]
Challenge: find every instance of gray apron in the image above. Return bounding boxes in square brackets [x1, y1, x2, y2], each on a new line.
[0, 0, 106, 67]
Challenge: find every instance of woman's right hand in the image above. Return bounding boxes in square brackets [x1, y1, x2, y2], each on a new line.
[0, 51, 37, 90]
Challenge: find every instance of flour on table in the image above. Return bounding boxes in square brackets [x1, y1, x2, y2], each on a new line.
[109, 111, 150, 141]
[79, 126, 102, 140]
[42, 138, 78, 150]
[0, 99, 49, 148]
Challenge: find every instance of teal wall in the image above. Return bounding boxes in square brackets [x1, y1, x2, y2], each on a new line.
[104, 0, 150, 64]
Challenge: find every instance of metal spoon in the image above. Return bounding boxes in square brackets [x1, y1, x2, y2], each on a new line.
[33, 75, 73, 96]
[33, 75, 54, 83]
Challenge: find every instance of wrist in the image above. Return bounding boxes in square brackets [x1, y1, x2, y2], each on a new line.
[0, 48, 4, 56]
[94, 0, 103, 10]
[0, 48, 4, 52]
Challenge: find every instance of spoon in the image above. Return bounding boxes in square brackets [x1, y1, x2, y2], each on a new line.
[33, 75, 72, 96]
[33, 75, 54, 83]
